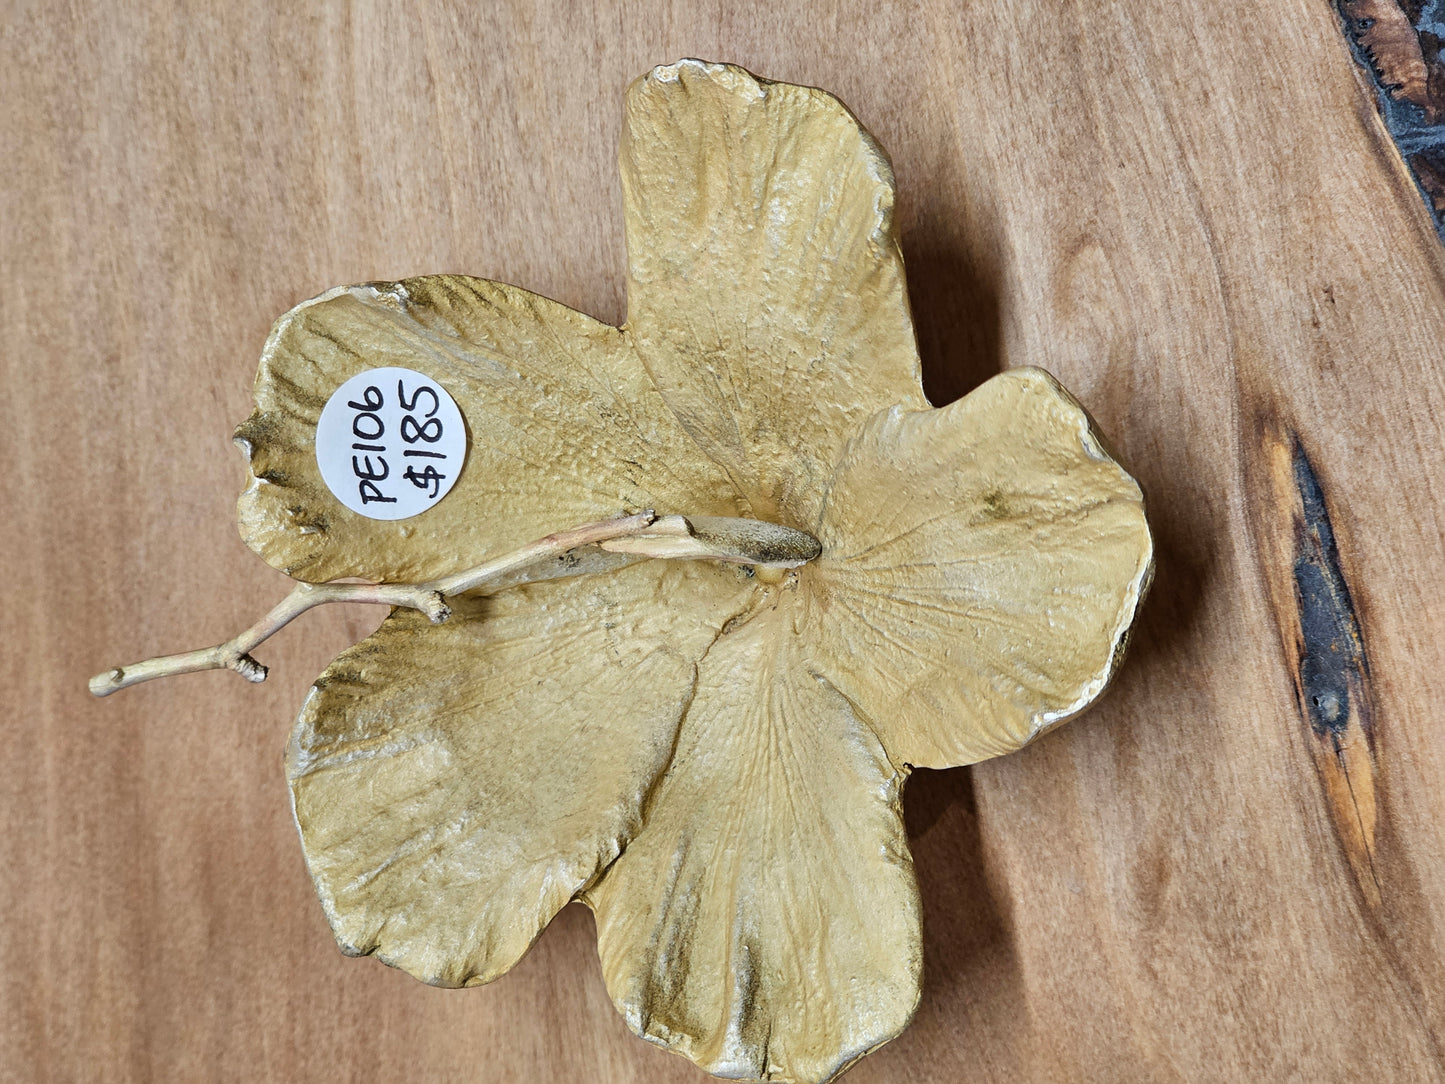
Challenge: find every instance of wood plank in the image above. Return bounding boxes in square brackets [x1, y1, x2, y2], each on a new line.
[3, 1, 1442, 1080]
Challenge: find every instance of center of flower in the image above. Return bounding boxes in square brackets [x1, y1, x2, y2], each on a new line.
[598, 514, 821, 570]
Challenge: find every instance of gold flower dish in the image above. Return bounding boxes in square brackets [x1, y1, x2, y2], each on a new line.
[92, 60, 1154, 1084]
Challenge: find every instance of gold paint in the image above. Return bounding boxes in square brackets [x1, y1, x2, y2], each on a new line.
[239, 60, 1153, 1084]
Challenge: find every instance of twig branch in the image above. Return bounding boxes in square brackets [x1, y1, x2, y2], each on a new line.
[88, 511, 658, 697]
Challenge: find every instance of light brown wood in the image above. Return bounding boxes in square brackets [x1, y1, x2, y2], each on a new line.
[4, 2, 1443, 1081]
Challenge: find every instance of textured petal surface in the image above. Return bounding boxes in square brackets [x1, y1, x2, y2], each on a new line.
[586, 599, 921, 1084]
[237, 274, 741, 583]
[620, 60, 926, 526]
[804, 367, 1154, 768]
[288, 559, 754, 988]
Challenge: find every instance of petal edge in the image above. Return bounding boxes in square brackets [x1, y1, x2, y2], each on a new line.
[807, 367, 1153, 768]
[587, 601, 921, 1084]
[237, 275, 741, 584]
[288, 559, 753, 987]
[621, 60, 926, 527]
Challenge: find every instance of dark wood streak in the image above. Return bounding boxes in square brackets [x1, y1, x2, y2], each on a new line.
[1291, 442, 1373, 746]
[1257, 422, 1382, 908]
[1256, 433, 1445, 1067]
[1335, 0, 1445, 239]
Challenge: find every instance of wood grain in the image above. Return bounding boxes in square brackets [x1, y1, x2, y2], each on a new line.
[4, 1, 1444, 1080]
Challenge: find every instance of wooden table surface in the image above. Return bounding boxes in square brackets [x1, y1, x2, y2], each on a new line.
[5, 2, 1444, 1081]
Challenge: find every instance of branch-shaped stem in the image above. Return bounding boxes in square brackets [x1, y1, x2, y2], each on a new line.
[89, 511, 659, 698]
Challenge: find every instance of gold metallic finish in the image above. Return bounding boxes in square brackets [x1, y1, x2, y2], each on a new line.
[237, 60, 1153, 1084]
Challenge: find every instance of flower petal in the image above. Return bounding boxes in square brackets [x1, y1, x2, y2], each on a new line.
[236, 275, 741, 583]
[620, 60, 926, 526]
[288, 559, 753, 988]
[805, 367, 1154, 768]
[586, 601, 921, 1084]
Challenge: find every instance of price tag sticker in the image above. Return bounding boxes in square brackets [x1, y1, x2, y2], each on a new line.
[315, 366, 468, 520]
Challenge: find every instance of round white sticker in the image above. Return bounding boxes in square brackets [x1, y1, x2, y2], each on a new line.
[315, 366, 467, 520]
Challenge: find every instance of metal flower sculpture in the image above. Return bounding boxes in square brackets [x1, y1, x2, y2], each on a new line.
[93, 61, 1153, 1084]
